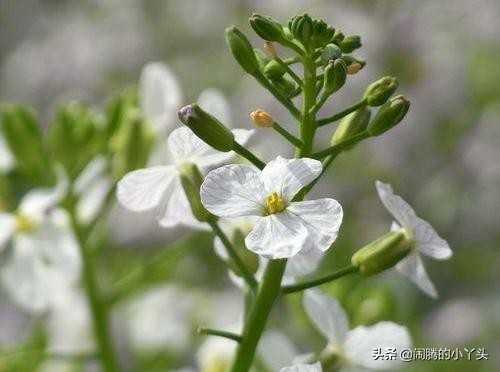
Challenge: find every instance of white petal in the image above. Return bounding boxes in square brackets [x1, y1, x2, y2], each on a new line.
[117, 166, 176, 212]
[303, 290, 349, 345]
[201, 164, 267, 217]
[0, 133, 14, 172]
[375, 181, 418, 228]
[396, 251, 438, 298]
[410, 216, 452, 260]
[261, 157, 322, 201]
[288, 199, 343, 252]
[245, 212, 309, 259]
[0, 213, 16, 249]
[197, 88, 232, 127]
[344, 322, 411, 370]
[19, 167, 69, 217]
[139, 62, 182, 133]
[73, 156, 108, 195]
[259, 331, 300, 371]
[280, 362, 323, 372]
[77, 176, 113, 225]
[284, 249, 323, 283]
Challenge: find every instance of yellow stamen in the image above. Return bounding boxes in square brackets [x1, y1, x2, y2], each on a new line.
[265, 192, 286, 215]
[250, 109, 274, 128]
[15, 213, 38, 234]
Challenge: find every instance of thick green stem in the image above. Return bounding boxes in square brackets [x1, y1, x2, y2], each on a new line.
[297, 57, 317, 157]
[317, 98, 367, 127]
[229, 259, 287, 372]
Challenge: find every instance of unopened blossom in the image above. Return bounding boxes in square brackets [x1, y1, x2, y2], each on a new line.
[280, 363, 323, 372]
[304, 290, 411, 371]
[201, 156, 343, 259]
[0, 172, 81, 312]
[117, 126, 252, 229]
[376, 181, 452, 298]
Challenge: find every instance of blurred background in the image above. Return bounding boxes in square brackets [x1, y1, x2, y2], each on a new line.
[0, 0, 499, 371]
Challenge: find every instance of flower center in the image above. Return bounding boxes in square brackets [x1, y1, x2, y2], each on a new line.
[265, 192, 286, 215]
[15, 213, 38, 234]
[203, 356, 228, 372]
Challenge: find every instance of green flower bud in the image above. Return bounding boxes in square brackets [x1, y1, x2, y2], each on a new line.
[288, 14, 313, 48]
[272, 76, 298, 98]
[342, 55, 366, 69]
[321, 43, 342, 66]
[264, 59, 286, 79]
[225, 26, 260, 75]
[178, 104, 235, 152]
[310, 19, 335, 48]
[364, 76, 399, 106]
[249, 13, 287, 44]
[1, 104, 52, 183]
[368, 95, 410, 136]
[351, 230, 413, 276]
[332, 30, 345, 45]
[104, 88, 137, 140]
[254, 48, 270, 70]
[340, 35, 362, 53]
[323, 59, 347, 94]
[179, 163, 212, 223]
[228, 229, 260, 276]
[331, 107, 371, 146]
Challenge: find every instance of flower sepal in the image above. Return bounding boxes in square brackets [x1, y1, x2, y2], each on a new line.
[179, 162, 212, 223]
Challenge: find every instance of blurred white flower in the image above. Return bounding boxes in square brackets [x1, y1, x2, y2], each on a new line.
[198, 88, 232, 127]
[304, 290, 411, 371]
[280, 362, 323, 372]
[117, 126, 252, 230]
[0, 172, 81, 312]
[201, 157, 343, 259]
[0, 133, 14, 173]
[259, 331, 301, 371]
[376, 181, 452, 298]
[196, 331, 238, 372]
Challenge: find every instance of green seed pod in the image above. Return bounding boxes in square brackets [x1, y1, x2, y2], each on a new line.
[264, 59, 286, 79]
[321, 43, 343, 66]
[364, 76, 399, 106]
[323, 59, 347, 94]
[225, 26, 260, 75]
[179, 163, 212, 223]
[340, 35, 362, 53]
[368, 95, 410, 136]
[249, 13, 287, 44]
[351, 230, 413, 276]
[178, 104, 235, 152]
[331, 107, 371, 146]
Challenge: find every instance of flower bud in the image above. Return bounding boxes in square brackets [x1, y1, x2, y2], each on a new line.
[288, 14, 313, 48]
[320, 43, 342, 66]
[264, 60, 286, 79]
[178, 104, 235, 152]
[310, 19, 335, 48]
[364, 76, 399, 107]
[331, 107, 371, 146]
[272, 76, 298, 98]
[179, 163, 212, 223]
[225, 26, 260, 75]
[332, 30, 345, 44]
[351, 230, 413, 276]
[253, 48, 270, 70]
[323, 59, 347, 94]
[249, 13, 287, 44]
[250, 109, 274, 128]
[367, 95, 410, 136]
[340, 35, 362, 53]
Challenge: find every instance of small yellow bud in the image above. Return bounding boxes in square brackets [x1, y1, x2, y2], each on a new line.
[264, 41, 278, 58]
[347, 62, 363, 75]
[250, 109, 274, 128]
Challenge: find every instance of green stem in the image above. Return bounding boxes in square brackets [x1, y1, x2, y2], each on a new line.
[317, 98, 367, 127]
[311, 131, 370, 160]
[208, 219, 258, 291]
[233, 141, 266, 170]
[272, 121, 303, 148]
[229, 259, 287, 372]
[69, 208, 119, 372]
[282, 265, 359, 294]
[197, 327, 242, 342]
[297, 57, 318, 157]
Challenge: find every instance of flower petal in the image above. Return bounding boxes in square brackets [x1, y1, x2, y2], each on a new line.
[198, 88, 232, 127]
[245, 212, 308, 259]
[77, 176, 113, 225]
[288, 199, 343, 252]
[280, 362, 323, 372]
[284, 249, 323, 283]
[0, 213, 16, 249]
[117, 166, 176, 212]
[139, 62, 182, 133]
[344, 322, 411, 370]
[261, 157, 322, 201]
[259, 331, 300, 371]
[303, 290, 349, 345]
[375, 180, 417, 228]
[396, 251, 438, 298]
[201, 164, 267, 217]
[410, 217, 452, 260]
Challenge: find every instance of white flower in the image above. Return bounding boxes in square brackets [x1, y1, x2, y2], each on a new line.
[304, 290, 411, 371]
[280, 363, 323, 372]
[375, 180, 452, 298]
[117, 126, 252, 229]
[0, 173, 81, 312]
[201, 157, 343, 259]
[196, 330, 238, 372]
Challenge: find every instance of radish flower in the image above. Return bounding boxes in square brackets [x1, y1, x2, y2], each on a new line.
[280, 363, 323, 372]
[201, 157, 343, 259]
[376, 181, 452, 298]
